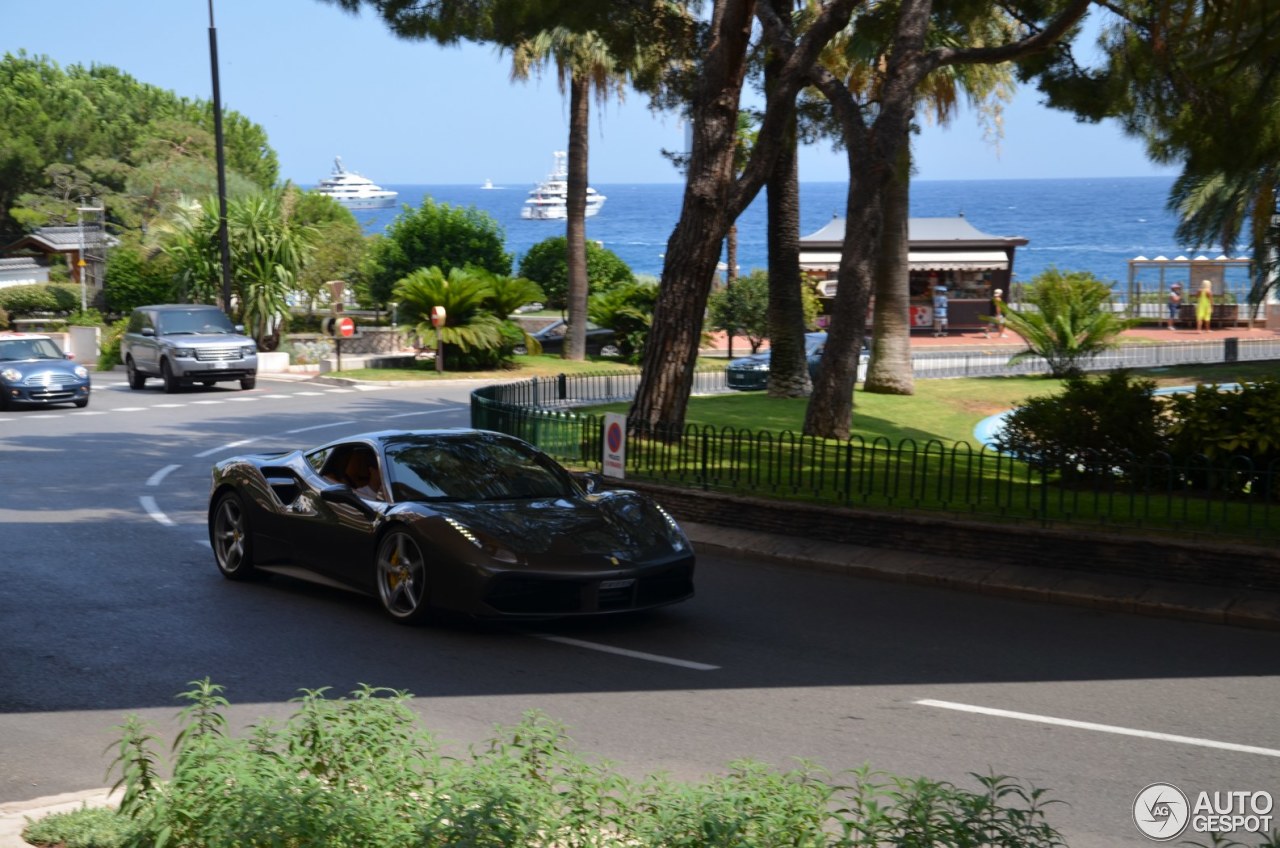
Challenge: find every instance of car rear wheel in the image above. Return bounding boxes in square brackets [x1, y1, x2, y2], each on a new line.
[161, 359, 180, 394]
[375, 529, 429, 624]
[211, 491, 257, 580]
[126, 357, 146, 390]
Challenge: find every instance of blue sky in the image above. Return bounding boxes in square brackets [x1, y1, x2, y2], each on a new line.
[5, 0, 1177, 186]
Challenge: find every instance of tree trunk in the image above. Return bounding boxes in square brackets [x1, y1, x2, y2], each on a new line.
[563, 76, 590, 361]
[862, 142, 915, 395]
[764, 22, 810, 400]
[725, 223, 737, 359]
[629, 0, 756, 436]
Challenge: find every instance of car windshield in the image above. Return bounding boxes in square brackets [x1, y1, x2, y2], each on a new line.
[156, 309, 236, 335]
[383, 433, 576, 503]
[0, 338, 65, 361]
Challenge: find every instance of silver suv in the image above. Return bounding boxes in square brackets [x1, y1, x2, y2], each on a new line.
[123, 305, 258, 393]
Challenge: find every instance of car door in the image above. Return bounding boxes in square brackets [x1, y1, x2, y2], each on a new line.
[295, 443, 386, 591]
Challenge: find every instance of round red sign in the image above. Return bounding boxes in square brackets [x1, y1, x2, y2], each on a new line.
[336, 316, 355, 338]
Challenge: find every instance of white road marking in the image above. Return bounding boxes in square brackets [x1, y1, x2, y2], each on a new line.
[386, 408, 457, 419]
[153, 403, 183, 408]
[355, 385, 387, 392]
[261, 394, 292, 399]
[77, 410, 106, 416]
[147, 464, 181, 487]
[191, 400, 222, 405]
[286, 421, 354, 434]
[915, 699, 1280, 758]
[225, 396, 258, 402]
[195, 438, 259, 458]
[114, 406, 145, 412]
[325, 388, 355, 394]
[294, 391, 325, 396]
[24, 414, 57, 419]
[139, 495, 174, 527]
[533, 634, 719, 671]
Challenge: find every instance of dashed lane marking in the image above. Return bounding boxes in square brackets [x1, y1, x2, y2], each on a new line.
[194, 438, 260, 459]
[285, 421, 354, 434]
[915, 700, 1280, 757]
[139, 495, 174, 527]
[533, 633, 719, 671]
[147, 464, 181, 487]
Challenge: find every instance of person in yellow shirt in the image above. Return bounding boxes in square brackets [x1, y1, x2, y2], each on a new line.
[1195, 279, 1214, 333]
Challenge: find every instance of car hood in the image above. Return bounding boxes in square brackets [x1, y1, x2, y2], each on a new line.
[728, 351, 770, 368]
[432, 493, 683, 559]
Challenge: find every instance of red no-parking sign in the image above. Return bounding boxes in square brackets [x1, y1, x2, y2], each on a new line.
[602, 413, 626, 479]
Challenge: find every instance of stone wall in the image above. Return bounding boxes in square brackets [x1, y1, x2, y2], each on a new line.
[617, 481, 1280, 592]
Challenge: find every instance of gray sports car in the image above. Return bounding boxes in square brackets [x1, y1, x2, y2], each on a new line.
[208, 429, 695, 623]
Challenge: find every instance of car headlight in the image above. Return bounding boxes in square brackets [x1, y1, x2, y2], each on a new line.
[74, 366, 89, 379]
[241, 346, 257, 357]
[1, 368, 20, 382]
[443, 516, 518, 563]
[171, 347, 194, 358]
[653, 504, 688, 552]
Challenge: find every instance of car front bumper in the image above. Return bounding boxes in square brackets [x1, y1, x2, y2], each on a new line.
[2, 380, 90, 406]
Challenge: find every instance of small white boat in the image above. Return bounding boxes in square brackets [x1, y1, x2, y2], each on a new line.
[314, 157, 397, 210]
[521, 151, 606, 220]
[481, 178, 496, 190]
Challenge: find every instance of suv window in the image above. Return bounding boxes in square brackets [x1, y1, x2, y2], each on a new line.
[155, 308, 236, 336]
[127, 310, 151, 333]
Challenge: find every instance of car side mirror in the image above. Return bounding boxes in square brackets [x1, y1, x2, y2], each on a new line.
[141, 327, 155, 337]
[235, 324, 246, 333]
[320, 484, 378, 518]
[579, 472, 604, 494]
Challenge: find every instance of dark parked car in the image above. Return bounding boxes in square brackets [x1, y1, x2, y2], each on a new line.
[514, 319, 619, 356]
[208, 429, 695, 623]
[122, 304, 258, 393]
[726, 331, 829, 391]
[0, 333, 91, 409]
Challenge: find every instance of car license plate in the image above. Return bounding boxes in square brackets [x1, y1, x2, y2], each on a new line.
[213, 361, 228, 369]
[600, 579, 634, 590]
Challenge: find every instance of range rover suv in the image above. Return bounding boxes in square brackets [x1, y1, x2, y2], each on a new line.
[122, 305, 258, 393]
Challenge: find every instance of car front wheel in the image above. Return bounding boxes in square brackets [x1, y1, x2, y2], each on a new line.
[126, 357, 146, 390]
[161, 359, 180, 394]
[210, 491, 257, 580]
[240, 374, 256, 390]
[375, 529, 430, 624]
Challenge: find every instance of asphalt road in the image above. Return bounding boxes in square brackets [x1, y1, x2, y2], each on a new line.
[2, 372, 1278, 848]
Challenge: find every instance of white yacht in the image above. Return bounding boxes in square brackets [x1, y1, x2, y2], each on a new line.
[521, 151, 606, 220]
[314, 157, 398, 210]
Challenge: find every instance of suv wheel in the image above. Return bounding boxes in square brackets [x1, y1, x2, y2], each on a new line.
[240, 374, 257, 390]
[126, 357, 146, 390]
[161, 359, 181, 394]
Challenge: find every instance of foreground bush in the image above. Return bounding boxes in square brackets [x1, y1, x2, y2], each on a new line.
[25, 679, 1069, 848]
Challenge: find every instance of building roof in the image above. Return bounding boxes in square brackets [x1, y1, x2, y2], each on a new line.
[801, 214, 1028, 247]
[1, 225, 119, 255]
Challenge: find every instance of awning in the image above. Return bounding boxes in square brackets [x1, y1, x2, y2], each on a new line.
[799, 250, 1009, 272]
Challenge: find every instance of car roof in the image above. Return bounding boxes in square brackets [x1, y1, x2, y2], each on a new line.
[137, 304, 225, 312]
[0, 332, 53, 341]
[316, 428, 515, 450]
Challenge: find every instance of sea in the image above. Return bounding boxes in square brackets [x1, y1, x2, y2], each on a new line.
[341, 176, 1250, 295]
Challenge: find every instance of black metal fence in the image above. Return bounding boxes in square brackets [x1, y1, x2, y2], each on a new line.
[472, 369, 1280, 542]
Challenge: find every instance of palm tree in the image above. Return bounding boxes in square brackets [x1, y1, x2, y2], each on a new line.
[1002, 268, 1139, 377]
[393, 265, 506, 355]
[509, 28, 625, 361]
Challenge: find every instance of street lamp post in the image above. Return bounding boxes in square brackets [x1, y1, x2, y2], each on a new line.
[207, 0, 233, 314]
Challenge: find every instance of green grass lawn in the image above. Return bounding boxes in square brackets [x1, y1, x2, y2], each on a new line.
[587, 360, 1280, 447]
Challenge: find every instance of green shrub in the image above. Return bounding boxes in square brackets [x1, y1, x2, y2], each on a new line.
[0, 282, 81, 316]
[25, 680, 1067, 848]
[96, 317, 130, 371]
[20, 804, 140, 848]
[67, 308, 105, 327]
[518, 236, 635, 310]
[994, 370, 1167, 476]
[588, 279, 658, 364]
[0, 304, 8, 329]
